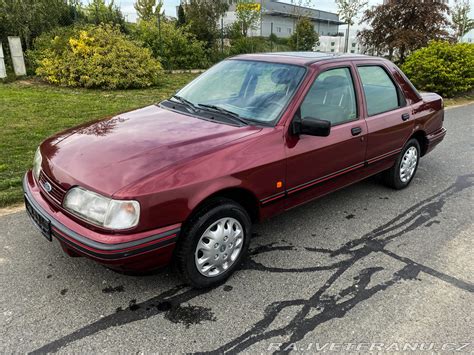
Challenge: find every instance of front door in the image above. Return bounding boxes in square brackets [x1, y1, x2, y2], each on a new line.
[285, 64, 368, 209]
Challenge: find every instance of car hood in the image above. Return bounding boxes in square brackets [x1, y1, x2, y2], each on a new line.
[41, 105, 261, 196]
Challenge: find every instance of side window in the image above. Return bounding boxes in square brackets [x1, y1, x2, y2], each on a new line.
[300, 67, 357, 126]
[357, 66, 400, 116]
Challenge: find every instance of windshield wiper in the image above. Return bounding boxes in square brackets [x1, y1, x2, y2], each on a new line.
[197, 104, 248, 126]
[171, 95, 197, 112]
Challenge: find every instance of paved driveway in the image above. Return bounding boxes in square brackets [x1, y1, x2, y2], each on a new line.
[1, 104, 473, 353]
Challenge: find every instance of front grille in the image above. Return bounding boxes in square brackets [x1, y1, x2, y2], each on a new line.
[38, 171, 67, 204]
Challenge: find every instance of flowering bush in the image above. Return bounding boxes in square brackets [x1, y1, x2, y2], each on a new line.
[34, 24, 162, 89]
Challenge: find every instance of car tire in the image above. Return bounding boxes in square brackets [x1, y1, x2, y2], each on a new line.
[174, 198, 252, 288]
[383, 138, 421, 190]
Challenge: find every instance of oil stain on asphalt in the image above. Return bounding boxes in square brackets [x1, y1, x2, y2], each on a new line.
[164, 304, 216, 328]
[121, 296, 216, 327]
[102, 285, 125, 294]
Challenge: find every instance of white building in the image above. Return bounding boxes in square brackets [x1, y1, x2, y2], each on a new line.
[316, 32, 364, 54]
[460, 30, 474, 43]
[190, 0, 344, 38]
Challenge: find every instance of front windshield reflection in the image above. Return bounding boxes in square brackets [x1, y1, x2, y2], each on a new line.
[174, 60, 306, 124]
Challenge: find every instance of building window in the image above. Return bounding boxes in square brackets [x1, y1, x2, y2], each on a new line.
[276, 27, 281, 33]
[352, 43, 356, 47]
[288, 28, 292, 34]
[331, 42, 335, 46]
[350, 50, 355, 53]
[331, 49, 335, 52]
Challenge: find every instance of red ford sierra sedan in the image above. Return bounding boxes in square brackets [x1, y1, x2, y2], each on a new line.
[24, 52, 446, 288]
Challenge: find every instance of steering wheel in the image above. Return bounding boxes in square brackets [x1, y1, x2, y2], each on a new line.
[257, 92, 286, 110]
[264, 99, 285, 111]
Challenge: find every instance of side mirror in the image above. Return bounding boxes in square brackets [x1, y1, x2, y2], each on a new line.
[292, 117, 331, 137]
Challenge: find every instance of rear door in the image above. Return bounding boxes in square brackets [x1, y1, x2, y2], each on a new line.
[355, 63, 414, 165]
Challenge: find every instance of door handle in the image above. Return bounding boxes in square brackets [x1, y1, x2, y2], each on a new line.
[402, 113, 410, 121]
[351, 127, 362, 136]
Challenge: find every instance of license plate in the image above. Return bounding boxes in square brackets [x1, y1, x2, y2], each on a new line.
[25, 197, 52, 241]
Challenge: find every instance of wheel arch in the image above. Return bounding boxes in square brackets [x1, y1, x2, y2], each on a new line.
[408, 130, 429, 156]
[186, 187, 260, 226]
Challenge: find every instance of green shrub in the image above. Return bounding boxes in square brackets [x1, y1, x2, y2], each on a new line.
[134, 20, 209, 70]
[33, 24, 162, 89]
[272, 36, 289, 46]
[401, 41, 474, 97]
[227, 36, 291, 56]
[229, 37, 270, 55]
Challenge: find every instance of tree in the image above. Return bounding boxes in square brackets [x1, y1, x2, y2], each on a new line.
[451, 0, 474, 42]
[134, 0, 163, 21]
[290, 0, 313, 20]
[183, 0, 229, 49]
[335, 0, 367, 52]
[0, 0, 79, 50]
[134, 19, 209, 70]
[358, 0, 450, 62]
[84, 0, 126, 31]
[177, 4, 186, 27]
[225, 22, 245, 40]
[288, 17, 319, 51]
[289, 0, 312, 34]
[134, 0, 155, 21]
[235, 0, 261, 37]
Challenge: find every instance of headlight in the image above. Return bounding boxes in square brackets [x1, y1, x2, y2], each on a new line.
[32, 147, 42, 181]
[63, 187, 140, 230]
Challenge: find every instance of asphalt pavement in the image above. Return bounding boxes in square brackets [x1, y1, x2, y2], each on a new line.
[1, 104, 473, 354]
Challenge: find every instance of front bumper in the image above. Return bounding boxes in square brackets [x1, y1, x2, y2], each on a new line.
[23, 171, 180, 271]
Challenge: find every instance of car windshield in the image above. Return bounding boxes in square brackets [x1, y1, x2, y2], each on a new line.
[174, 60, 306, 124]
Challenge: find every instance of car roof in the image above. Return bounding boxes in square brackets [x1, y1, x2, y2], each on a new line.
[232, 52, 377, 66]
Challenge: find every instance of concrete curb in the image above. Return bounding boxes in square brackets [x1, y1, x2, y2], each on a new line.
[0, 204, 24, 217]
[445, 101, 474, 110]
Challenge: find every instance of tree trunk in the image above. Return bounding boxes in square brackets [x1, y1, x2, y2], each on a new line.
[399, 45, 406, 63]
[344, 24, 350, 53]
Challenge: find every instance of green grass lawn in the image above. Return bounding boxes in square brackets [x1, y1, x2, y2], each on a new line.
[0, 73, 198, 208]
